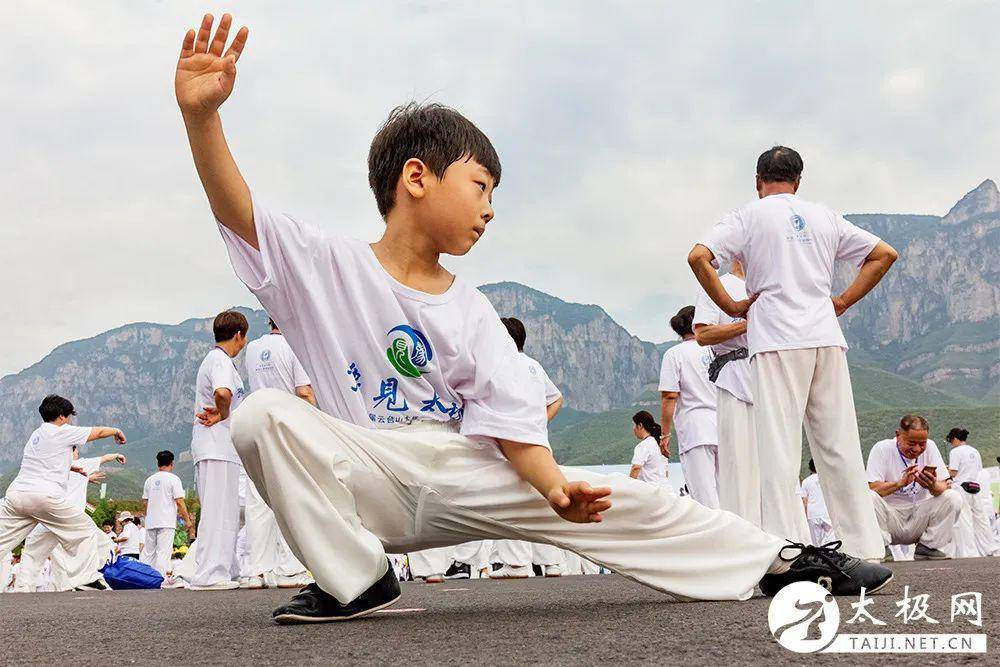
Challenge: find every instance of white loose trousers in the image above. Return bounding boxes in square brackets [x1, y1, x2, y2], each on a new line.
[679, 445, 720, 509]
[715, 390, 760, 527]
[192, 460, 241, 587]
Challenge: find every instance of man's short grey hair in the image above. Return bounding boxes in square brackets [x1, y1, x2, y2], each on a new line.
[899, 414, 929, 431]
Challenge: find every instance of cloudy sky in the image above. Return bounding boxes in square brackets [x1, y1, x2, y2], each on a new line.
[1, 1, 997, 377]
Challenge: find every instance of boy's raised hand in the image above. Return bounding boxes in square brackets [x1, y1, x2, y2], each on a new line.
[175, 13, 249, 118]
[548, 481, 612, 523]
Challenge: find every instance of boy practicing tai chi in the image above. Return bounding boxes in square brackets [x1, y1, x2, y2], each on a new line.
[0, 395, 125, 591]
[175, 13, 891, 623]
[141, 451, 195, 575]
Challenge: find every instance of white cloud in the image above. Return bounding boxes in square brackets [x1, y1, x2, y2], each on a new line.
[0, 0, 997, 374]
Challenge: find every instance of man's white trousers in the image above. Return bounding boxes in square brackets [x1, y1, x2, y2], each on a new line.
[715, 390, 760, 527]
[753, 347, 883, 560]
[231, 389, 784, 604]
[0, 492, 112, 591]
[192, 459, 241, 587]
[679, 445, 720, 509]
[870, 489, 962, 549]
[245, 479, 307, 577]
[140, 528, 176, 575]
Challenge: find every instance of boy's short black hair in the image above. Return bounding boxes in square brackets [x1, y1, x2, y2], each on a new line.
[156, 450, 175, 467]
[39, 394, 75, 422]
[102, 520, 114, 528]
[669, 306, 695, 338]
[756, 146, 803, 184]
[214, 310, 248, 343]
[501, 317, 526, 352]
[368, 102, 502, 218]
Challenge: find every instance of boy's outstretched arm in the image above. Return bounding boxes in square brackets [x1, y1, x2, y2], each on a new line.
[175, 13, 256, 248]
[497, 440, 612, 523]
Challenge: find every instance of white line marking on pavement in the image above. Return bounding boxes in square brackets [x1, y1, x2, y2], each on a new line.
[440, 588, 469, 591]
[375, 607, 427, 614]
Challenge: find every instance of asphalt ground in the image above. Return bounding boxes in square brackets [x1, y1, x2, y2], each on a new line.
[1, 558, 997, 665]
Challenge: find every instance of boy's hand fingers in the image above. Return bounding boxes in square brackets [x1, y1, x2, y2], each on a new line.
[548, 489, 570, 509]
[224, 27, 249, 62]
[588, 513, 603, 523]
[179, 29, 196, 59]
[589, 499, 612, 513]
[195, 13, 213, 54]
[209, 13, 232, 56]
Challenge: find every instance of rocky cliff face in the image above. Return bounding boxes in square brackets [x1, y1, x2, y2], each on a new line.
[839, 180, 1000, 399]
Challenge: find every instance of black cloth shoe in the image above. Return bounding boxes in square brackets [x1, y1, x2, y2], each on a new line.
[443, 561, 471, 580]
[913, 543, 948, 560]
[759, 540, 894, 597]
[272, 560, 401, 624]
[74, 579, 109, 591]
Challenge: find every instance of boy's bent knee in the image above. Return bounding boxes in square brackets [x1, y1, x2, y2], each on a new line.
[231, 388, 296, 454]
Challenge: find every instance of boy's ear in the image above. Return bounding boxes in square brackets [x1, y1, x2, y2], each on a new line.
[400, 158, 430, 201]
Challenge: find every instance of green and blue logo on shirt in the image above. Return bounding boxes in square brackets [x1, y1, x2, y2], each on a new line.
[386, 325, 433, 378]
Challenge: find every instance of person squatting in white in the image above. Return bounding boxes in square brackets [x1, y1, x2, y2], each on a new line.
[689, 145, 898, 561]
[175, 13, 892, 623]
[242, 318, 316, 588]
[693, 261, 758, 526]
[0, 394, 124, 592]
[141, 450, 195, 575]
[659, 306, 719, 509]
[189, 310, 248, 590]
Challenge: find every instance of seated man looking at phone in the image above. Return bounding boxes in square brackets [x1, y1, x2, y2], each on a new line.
[866, 414, 963, 561]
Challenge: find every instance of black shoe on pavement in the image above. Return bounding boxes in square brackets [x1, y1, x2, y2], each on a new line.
[272, 560, 401, 624]
[759, 540, 893, 597]
[74, 579, 110, 591]
[913, 543, 949, 560]
[443, 561, 471, 580]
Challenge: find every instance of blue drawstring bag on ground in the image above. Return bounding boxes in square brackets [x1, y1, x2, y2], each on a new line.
[100, 556, 164, 590]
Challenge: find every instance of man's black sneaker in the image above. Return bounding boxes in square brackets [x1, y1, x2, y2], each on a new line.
[913, 543, 948, 560]
[443, 561, 471, 580]
[74, 579, 110, 591]
[272, 560, 401, 624]
[759, 540, 894, 597]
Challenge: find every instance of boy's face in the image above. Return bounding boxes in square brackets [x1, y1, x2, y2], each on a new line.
[416, 158, 495, 256]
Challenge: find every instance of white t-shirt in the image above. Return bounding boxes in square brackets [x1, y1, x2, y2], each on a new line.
[217, 196, 548, 447]
[520, 353, 562, 406]
[67, 457, 101, 510]
[631, 437, 669, 485]
[948, 444, 983, 487]
[246, 333, 311, 394]
[7, 422, 92, 497]
[658, 339, 718, 453]
[699, 194, 881, 357]
[143, 471, 185, 530]
[119, 522, 141, 555]
[693, 272, 752, 404]
[190, 346, 246, 465]
[801, 473, 830, 521]
[866, 438, 949, 510]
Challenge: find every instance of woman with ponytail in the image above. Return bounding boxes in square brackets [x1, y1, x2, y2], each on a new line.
[630, 411, 671, 489]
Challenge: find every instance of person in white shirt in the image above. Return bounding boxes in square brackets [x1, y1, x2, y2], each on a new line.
[117, 512, 142, 558]
[17, 447, 125, 592]
[689, 146, 898, 561]
[693, 261, 759, 526]
[141, 450, 195, 575]
[189, 310, 248, 590]
[176, 16, 889, 620]
[659, 306, 719, 509]
[866, 415, 963, 561]
[0, 394, 124, 591]
[801, 459, 835, 546]
[242, 319, 315, 589]
[946, 428, 999, 558]
[630, 411, 670, 487]
[490, 317, 568, 580]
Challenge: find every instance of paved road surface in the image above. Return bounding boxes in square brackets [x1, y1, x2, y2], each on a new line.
[2, 558, 997, 665]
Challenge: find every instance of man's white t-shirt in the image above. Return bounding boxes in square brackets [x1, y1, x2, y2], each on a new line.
[631, 436, 669, 485]
[693, 272, 752, 404]
[801, 473, 830, 522]
[7, 423, 92, 497]
[520, 353, 562, 406]
[67, 457, 101, 510]
[658, 339, 718, 454]
[118, 522, 141, 555]
[190, 347, 246, 465]
[246, 333, 311, 394]
[699, 194, 881, 357]
[143, 471, 185, 530]
[948, 444, 983, 487]
[217, 197, 548, 447]
[866, 438, 950, 510]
